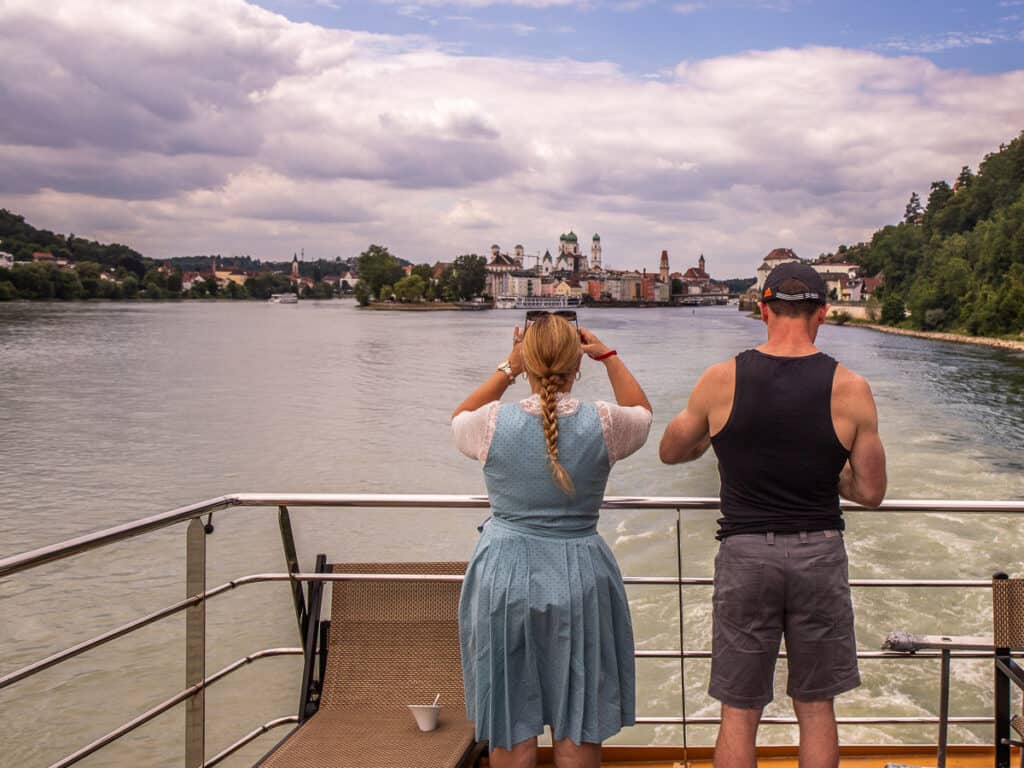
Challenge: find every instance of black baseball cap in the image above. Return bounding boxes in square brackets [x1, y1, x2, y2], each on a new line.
[761, 262, 828, 304]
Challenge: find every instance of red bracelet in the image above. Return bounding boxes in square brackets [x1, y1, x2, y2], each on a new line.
[591, 349, 617, 361]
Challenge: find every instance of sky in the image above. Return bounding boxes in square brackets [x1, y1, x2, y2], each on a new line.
[1, 0, 1022, 278]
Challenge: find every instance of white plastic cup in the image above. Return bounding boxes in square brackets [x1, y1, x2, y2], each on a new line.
[407, 704, 441, 732]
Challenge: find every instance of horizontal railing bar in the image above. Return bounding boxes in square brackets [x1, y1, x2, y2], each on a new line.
[282, 573, 995, 588]
[0, 581, 237, 690]
[47, 648, 301, 768]
[625, 577, 991, 587]
[4, 494, 1023, 579]
[204, 716, 299, 768]
[636, 716, 992, 725]
[637, 650, 1017, 660]
[1, 568, 998, 693]
[0, 495, 236, 579]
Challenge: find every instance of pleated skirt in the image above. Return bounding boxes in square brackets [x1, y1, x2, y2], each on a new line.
[458, 517, 636, 751]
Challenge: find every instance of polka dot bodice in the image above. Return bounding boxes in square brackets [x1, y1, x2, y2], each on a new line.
[482, 400, 610, 535]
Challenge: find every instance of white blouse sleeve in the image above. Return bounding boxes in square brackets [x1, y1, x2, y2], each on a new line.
[596, 401, 653, 465]
[451, 401, 502, 463]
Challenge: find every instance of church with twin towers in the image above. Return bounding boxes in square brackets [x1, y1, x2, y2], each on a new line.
[490, 230, 602, 275]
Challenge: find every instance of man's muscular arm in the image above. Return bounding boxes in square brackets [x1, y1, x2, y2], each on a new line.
[836, 372, 887, 508]
[659, 364, 721, 465]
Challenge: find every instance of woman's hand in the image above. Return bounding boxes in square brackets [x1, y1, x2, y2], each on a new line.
[508, 326, 525, 376]
[579, 327, 610, 360]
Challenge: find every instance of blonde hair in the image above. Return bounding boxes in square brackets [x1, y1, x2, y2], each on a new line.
[520, 314, 581, 495]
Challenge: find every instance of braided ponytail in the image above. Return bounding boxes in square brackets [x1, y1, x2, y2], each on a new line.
[539, 373, 575, 495]
[521, 314, 581, 496]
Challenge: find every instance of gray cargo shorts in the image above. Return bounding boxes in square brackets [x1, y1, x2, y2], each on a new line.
[708, 530, 860, 709]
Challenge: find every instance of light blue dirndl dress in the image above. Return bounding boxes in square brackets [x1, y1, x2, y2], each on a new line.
[458, 398, 637, 750]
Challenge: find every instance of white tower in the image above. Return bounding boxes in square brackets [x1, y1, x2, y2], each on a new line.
[591, 234, 602, 272]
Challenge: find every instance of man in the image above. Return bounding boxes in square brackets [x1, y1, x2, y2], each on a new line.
[659, 262, 887, 768]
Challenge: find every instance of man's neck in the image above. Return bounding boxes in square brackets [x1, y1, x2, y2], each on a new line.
[758, 318, 820, 357]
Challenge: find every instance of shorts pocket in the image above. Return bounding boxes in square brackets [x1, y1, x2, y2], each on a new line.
[713, 562, 765, 630]
[811, 555, 853, 632]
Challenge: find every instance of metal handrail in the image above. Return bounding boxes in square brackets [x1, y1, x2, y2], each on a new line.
[4, 494, 1024, 768]
[2, 569, 1002, 693]
[47, 648, 302, 768]
[4, 493, 1024, 579]
[203, 716, 300, 768]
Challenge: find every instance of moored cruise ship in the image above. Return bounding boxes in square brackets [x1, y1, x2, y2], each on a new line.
[494, 295, 583, 310]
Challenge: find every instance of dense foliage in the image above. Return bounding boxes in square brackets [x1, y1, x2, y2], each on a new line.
[0, 209, 147, 277]
[834, 132, 1024, 336]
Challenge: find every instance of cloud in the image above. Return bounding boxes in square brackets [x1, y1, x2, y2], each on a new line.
[876, 29, 1016, 53]
[2, 1, 1023, 276]
[445, 199, 500, 228]
[672, 2, 707, 13]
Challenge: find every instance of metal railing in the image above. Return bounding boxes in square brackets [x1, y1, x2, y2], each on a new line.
[1, 494, 1022, 768]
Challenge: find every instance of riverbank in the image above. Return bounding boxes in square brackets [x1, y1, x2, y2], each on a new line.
[362, 301, 460, 311]
[849, 322, 1024, 352]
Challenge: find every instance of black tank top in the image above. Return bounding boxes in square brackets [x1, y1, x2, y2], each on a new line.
[710, 349, 850, 539]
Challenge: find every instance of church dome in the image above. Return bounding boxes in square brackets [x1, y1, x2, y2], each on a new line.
[564, 231, 578, 243]
[592, 233, 600, 241]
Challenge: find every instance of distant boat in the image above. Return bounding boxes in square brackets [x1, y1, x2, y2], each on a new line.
[268, 293, 298, 304]
[494, 296, 517, 310]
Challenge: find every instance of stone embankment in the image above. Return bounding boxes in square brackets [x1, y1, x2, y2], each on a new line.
[855, 323, 1024, 352]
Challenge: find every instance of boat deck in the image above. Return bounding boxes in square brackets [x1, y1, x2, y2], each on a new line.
[527, 745, 1011, 767]
[4, 494, 1023, 768]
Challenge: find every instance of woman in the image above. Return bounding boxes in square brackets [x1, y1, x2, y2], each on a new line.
[451, 313, 652, 768]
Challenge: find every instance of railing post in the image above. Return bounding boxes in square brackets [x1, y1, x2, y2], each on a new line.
[278, 506, 307, 642]
[995, 572, 1011, 768]
[937, 648, 950, 768]
[185, 519, 206, 768]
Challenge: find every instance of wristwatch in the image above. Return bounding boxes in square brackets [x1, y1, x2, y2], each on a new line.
[496, 360, 516, 384]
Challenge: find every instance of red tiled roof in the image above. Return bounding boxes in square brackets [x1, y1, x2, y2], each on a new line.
[764, 248, 798, 261]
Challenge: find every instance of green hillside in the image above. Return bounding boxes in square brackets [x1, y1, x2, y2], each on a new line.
[0, 209, 148, 275]
[837, 131, 1024, 336]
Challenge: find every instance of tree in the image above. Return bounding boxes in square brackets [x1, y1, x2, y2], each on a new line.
[904, 192, 923, 224]
[924, 180, 954, 229]
[411, 264, 434, 283]
[450, 254, 487, 300]
[956, 165, 974, 191]
[354, 281, 373, 306]
[356, 244, 404, 302]
[166, 269, 183, 294]
[122, 276, 140, 298]
[394, 274, 426, 302]
[437, 266, 457, 301]
[880, 293, 906, 325]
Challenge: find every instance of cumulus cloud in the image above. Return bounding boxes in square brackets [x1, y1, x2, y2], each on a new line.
[1, 0, 1023, 275]
[445, 199, 500, 228]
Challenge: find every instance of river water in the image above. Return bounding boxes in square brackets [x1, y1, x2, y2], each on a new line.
[1, 301, 1023, 767]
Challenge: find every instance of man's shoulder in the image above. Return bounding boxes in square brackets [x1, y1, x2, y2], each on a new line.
[832, 364, 875, 405]
[693, 359, 737, 406]
[701, 359, 737, 387]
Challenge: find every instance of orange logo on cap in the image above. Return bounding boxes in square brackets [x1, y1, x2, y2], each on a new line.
[764, 288, 773, 297]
